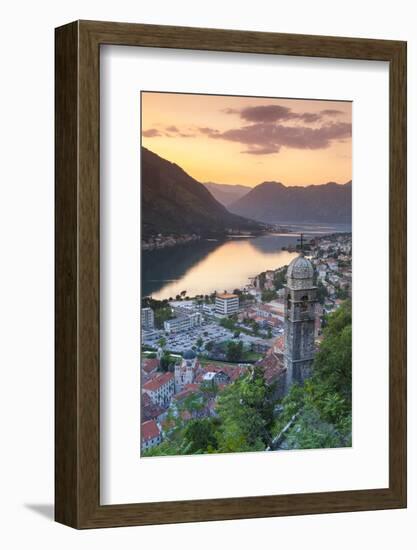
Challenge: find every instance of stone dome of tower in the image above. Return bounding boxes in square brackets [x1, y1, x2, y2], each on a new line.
[287, 254, 314, 284]
[183, 349, 196, 360]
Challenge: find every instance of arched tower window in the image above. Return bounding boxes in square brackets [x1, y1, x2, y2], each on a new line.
[300, 295, 308, 312]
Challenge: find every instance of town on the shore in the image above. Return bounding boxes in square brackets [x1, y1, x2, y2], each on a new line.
[140, 232, 352, 454]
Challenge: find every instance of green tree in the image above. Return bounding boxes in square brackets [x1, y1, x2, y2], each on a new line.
[336, 286, 349, 300]
[160, 351, 173, 372]
[261, 289, 277, 302]
[154, 308, 172, 329]
[157, 336, 166, 348]
[220, 317, 236, 330]
[312, 301, 352, 409]
[200, 380, 219, 398]
[142, 297, 169, 310]
[277, 301, 352, 450]
[226, 340, 243, 362]
[216, 367, 275, 452]
[142, 440, 183, 457]
[180, 393, 204, 414]
[240, 292, 254, 304]
[316, 280, 328, 305]
[205, 340, 214, 352]
[273, 269, 286, 291]
[284, 407, 344, 449]
[183, 419, 219, 453]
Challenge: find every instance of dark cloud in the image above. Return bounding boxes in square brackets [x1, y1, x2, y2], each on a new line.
[211, 121, 352, 155]
[142, 128, 162, 138]
[165, 125, 195, 138]
[225, 103, 345, 125]
[299, 112, 322, 123]
[244, 146, 280, 155]
[143, 104, 349, 155]
[320, 108, 344, 117]
[222, 108, 239, 115]
[143, 126, 195, 138]
[198, 127, 220, 135]
[238, 104, 295, 123]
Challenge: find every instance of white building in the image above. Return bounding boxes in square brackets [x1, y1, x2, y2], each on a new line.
[141, 307, 155, 330]
[141, 419, 162, 452]
[164, 312, 202, 334]
[141, 328, 159, 344]
[202, 370, 230, 386]
[215, 293, 239, 316]
[142, 372, 175, 407]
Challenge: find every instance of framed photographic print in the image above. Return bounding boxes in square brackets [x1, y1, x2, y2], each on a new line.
[55, 20, 406, 528]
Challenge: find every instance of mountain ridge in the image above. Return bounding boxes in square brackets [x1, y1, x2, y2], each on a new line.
[141, 147, 264, 238]
[229, 179, 351, 224]
[203, 182, 251, 207]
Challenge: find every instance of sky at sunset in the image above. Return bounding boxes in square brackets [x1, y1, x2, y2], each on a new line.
[141, 92, 352, 187]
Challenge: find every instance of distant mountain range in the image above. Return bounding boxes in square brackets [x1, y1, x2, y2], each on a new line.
[141, 147, 264, 238]
[203, 182, 251, 207]
[228, 180, 352, 224]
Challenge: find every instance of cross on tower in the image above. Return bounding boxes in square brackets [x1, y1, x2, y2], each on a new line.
[297, 233, 305, 253]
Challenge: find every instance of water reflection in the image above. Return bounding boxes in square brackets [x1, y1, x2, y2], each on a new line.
[142, 234, 299, 300]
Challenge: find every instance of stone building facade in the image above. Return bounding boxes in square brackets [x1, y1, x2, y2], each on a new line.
[142, 372, 175, 407]
[284, 253, 317, 388]
[174, 349, 199, 393]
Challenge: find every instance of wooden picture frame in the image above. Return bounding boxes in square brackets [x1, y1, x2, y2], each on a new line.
[55, 20, 407, 528]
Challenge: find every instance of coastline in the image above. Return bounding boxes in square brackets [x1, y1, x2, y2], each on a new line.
[142, 234, 201, 251]
[142, 226, 293, 252]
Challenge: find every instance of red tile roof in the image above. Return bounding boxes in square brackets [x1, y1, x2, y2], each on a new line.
[142, 357, 159, 373]
[142, 392, 152, 407]
[256, 353, 285, 384]
[143, 372, 174, 392]
[184, 383, 200, 392]
[141, 419, 160, 442]
[141, 393, 166, 421]
[173, 385, 200, 401]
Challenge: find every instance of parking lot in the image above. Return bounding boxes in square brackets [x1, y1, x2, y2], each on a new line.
[142, 320, 235, 353]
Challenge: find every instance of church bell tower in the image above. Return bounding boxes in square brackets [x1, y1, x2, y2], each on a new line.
[284, 246, 317, 389]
